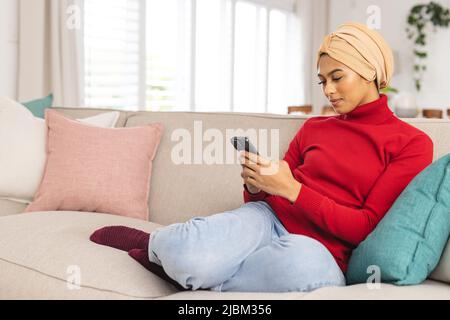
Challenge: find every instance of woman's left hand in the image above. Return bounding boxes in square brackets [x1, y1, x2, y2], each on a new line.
[240, 151, 302, 203]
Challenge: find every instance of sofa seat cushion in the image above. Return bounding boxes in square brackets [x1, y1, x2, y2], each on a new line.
[156, 280, 450, 300]
[0, 199, 27, 217]
[0, 211, 177, 299]
[298, 280, 450, 300]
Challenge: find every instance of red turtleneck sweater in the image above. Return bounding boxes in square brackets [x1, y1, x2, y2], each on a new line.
[243, 94, 434, 273]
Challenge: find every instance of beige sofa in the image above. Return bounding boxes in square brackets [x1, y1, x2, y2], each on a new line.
[0, 108, 449, 300]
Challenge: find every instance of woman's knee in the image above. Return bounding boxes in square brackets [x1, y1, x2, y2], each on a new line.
[274, 235, 346, 289]
[150, 222, 196, 261]
[161, 248, 226, 290]
[150, 220, 221, 269]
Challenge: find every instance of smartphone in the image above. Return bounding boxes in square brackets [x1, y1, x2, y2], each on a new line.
[231, 137, 260, 156]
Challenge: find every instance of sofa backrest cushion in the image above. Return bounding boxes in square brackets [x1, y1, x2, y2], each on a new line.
[54, 108, 450, 225]
[125, 111, 303, 225]
[429, 241, 450, 283]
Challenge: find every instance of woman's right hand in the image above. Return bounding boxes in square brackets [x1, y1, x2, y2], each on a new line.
[240, 155, 262, 194]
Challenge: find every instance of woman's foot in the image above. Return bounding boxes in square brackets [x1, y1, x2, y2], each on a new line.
[90, 226, 149, 252]
[128, 249, 189, 291]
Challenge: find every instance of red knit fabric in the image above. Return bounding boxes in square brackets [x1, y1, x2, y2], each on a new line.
[243, 94, 434, 273]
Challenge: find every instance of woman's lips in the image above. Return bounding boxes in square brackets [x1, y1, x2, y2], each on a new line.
[331, 99, 343, 107]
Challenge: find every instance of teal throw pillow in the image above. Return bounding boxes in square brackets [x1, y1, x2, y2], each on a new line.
[22, 94, 54, 119]
[347, 153, 450, 285]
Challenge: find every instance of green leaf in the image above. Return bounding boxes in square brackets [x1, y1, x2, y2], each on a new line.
[407, 1, 449, 92]
[415, 79, 421, 91]
[414, 50, 428, 58]
[381, 87, 399, 94]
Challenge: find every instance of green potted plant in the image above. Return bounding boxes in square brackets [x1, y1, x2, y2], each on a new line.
[406, 1, 450, 91]
[380, 86, 399, 109]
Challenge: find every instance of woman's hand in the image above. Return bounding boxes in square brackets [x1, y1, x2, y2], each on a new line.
[240, 151, 302, 203]
[243, 181, 262, 195]
[240, 155, 261, 194]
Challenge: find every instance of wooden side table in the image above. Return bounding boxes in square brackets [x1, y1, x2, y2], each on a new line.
[288, 105, 313, 115]
[422, 109, 443, 119]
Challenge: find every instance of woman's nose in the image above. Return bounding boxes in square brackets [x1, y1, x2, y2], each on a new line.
[323, 82, 336, 97]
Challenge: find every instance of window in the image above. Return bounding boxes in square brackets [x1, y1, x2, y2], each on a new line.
[146, 0, 191, 111]
[84, 0, 302, 114]
[84, 0, 144, 109]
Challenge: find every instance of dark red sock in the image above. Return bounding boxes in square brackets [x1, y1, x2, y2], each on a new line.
[128, 249, 189, 291]
[90, 226, 149, 252]
[128, 248, 153, 269]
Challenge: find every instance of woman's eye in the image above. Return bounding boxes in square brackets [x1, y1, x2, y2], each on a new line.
[318, 76, 341, 85]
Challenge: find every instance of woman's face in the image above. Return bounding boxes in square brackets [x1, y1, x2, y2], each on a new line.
[317, 54, 379, 114]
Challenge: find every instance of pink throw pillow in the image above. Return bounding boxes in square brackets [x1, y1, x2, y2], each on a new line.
[25, 110, 164, 220]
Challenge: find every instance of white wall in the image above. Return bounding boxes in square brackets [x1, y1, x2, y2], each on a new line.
[328, 0, 450, 114]
[0, 0, 19, 99]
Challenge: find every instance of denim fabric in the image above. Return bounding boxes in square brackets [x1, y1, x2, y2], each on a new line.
[149, 201, 346, 292]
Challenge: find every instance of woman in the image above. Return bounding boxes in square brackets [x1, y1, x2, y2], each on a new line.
[90, 22, 433, 292]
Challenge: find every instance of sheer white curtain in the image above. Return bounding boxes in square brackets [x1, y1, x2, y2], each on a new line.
[295, 0, 329, 114]
[15, 0, 329, 112]
[18, 0, 84, 107]
[84, 0, 305, 114]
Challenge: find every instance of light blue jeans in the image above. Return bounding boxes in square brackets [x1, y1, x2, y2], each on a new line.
[148, 201, 346, 292]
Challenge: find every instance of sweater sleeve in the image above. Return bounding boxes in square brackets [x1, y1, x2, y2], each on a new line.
[243, 120, 307, 203]
[283, 121, 307, 172]
[290, 134, 434, 246]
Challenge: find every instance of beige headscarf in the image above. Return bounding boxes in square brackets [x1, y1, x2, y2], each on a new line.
[317, 22, 394, 90]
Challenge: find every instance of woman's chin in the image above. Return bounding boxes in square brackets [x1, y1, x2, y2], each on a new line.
[334, 103, 352, 115]
[334, 107, 345, 115]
